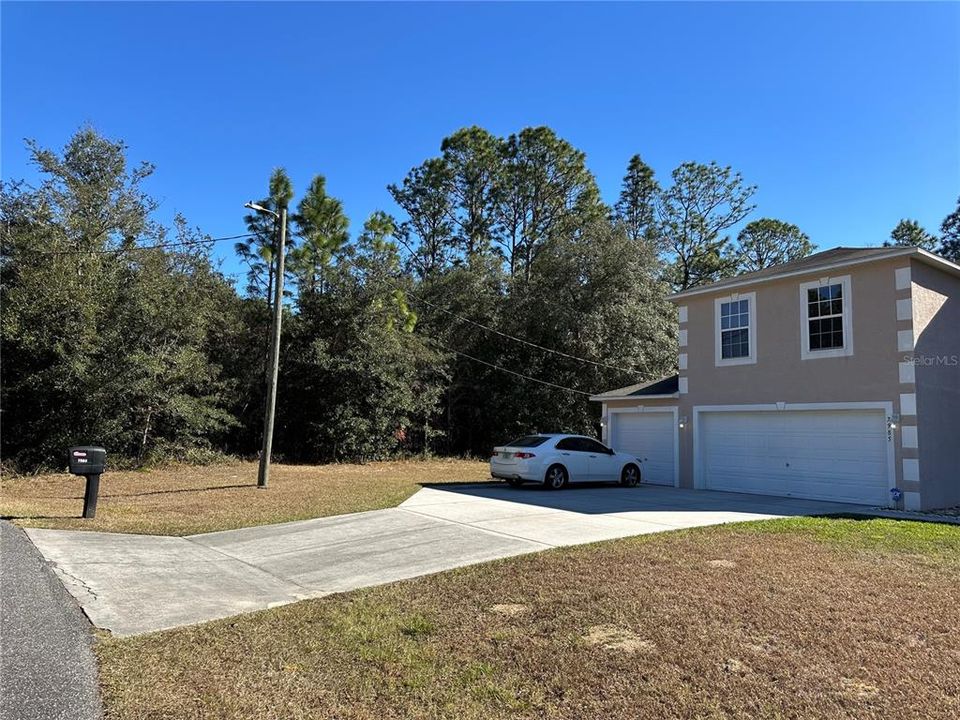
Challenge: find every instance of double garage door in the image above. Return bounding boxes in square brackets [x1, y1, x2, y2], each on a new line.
[700, 409, 890, 505]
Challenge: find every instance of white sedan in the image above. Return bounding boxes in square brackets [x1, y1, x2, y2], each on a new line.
[490, 433, 643, 490]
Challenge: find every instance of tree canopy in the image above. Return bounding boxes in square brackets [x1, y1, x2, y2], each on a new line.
[10, 125, 947, 472]
[736, 219, 815, 273]
[885, 219, 938, 252]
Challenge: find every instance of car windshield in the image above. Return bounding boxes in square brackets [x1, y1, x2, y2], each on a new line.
[506, 435, 550, 447]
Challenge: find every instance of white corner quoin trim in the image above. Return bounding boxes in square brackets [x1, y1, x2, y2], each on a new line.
[901, 425, 918, 449]
[896, 297, 913, 321]
[899, 392, 917, 416]
[902, 458, 920, 483]
[898, 361, 915, 384]
[904, 491, 921, 511]
[678, 305, 688, 323]
[897, 329, 915, 352]
[895, 266, 911, 291]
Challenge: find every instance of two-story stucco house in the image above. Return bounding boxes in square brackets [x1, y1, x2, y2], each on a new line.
[591, 246, 960, 510]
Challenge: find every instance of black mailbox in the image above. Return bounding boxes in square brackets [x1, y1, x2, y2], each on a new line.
[68, 446, 106, 519]
[69, 446, 107, 476]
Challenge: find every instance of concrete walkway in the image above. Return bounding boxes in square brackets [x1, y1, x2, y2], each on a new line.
[26, 484, 859, 637]
[1, 521, 101, 720]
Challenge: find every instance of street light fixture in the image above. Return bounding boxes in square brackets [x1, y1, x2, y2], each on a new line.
[246, 199, 287, 489]
[244, 201, 278, 219]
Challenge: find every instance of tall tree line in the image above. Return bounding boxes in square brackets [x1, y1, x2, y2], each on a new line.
[885, 207, 960, 262]
[6, 126, 952, 471]
[1, 129, 241, 469]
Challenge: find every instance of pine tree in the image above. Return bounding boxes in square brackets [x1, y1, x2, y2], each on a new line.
[938, 197, 960, 262]
[658, 161, 756, 291]
[736, 218, 815, 272]
[885, 219, 938, 252]
[613, 154, 660, 247]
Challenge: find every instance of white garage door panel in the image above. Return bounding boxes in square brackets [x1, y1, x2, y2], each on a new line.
[611, 412, 675, 486]
[701, 410, 889, 505]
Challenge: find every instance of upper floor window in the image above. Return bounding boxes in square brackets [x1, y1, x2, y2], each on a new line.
[799, 275, 853, 359]
[714, 292, 757, 366]
[807, 284, 843, 349]
[721, 300, 750, 357]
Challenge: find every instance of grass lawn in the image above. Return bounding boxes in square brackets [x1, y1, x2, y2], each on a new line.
[0, 459, 490, 535]
[96, 517, 960, 720]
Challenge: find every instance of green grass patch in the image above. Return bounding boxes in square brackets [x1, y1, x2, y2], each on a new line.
[743, 515, 960, 561]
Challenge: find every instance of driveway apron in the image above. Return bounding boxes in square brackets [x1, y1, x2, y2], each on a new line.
[25, 485, 860, 636]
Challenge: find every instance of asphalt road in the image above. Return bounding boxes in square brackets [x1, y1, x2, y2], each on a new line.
[0, 521, 100, 720]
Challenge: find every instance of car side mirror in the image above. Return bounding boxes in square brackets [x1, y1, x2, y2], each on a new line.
[607, 448, 615, 455]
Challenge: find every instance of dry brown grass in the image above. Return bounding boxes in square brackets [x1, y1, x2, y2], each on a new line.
[0, 459, 490, 535]
[96, 518, 960, 720]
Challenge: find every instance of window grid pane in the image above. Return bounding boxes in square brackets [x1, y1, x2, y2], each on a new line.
[806, 283, 844, 352]
[720, 298, 751, 359]
[808, 316, 844, 349]
[721, 328, 749, 358]
[720, 300, 749, 330]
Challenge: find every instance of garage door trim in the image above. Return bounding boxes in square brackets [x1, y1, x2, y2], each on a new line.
[692, 402, 896, 497]
[607, 406, 679, 487]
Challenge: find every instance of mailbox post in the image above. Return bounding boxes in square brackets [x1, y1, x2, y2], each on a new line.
[68, 447, 106, 519]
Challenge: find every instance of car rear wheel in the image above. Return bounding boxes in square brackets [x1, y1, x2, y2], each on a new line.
[544, 464, 568, 490]
[621, 464, 641, 487]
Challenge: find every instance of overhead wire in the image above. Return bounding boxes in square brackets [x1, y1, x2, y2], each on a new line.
[10, 232, 259, 257]
[425, 339, 594, 397]
[398, 283, 648, 376]
[12, 229, 636, 395]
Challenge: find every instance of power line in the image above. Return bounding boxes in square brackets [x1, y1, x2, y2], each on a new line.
[401, 284, 647, 376]
[428, 339, 593, 397]
[13, 232, 258, 257]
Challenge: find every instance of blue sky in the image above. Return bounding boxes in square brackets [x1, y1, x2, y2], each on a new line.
[3, 2, 957, 283]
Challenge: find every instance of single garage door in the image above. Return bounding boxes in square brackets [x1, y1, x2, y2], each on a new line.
[610, 412, 676, 486]
[700, 409, 890, 505]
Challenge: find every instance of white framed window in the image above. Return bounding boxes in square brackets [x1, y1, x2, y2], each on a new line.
[799, 275, 853, 360]
[714, 292, 756, 366]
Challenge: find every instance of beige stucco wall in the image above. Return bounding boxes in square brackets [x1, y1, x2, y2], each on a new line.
[598, 257, 949, 501]
[678, 258, 904, 405]
[910, 259, 960, 509]
[674, 258, 908, 491]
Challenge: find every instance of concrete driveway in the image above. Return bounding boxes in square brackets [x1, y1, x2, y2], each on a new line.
[27, 483, 860, 636]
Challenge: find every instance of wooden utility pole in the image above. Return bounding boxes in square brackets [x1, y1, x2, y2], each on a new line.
[257, 206, 287, 488]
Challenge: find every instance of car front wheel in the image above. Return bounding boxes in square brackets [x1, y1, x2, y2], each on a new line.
[621, 464, 641, 487]
[544, 464, 568, 490]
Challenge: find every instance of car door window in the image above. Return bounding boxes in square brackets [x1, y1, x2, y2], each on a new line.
[580, 438, 618, 480]
[554, 437, 590, 481]
[581, 439, 611, 454]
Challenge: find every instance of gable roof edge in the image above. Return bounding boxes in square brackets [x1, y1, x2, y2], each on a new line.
[914, 248, 960, 279]
[667, 247, 920, 300]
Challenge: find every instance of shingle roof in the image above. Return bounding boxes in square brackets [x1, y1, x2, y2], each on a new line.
[590, 374, 679, 400]
[670, 246, 911, 299]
